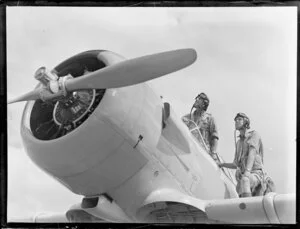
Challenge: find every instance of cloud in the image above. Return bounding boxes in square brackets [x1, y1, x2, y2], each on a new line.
[7, 145, 82, 219]
[7, 100, 24, 149]
[7, 90, 82, 219]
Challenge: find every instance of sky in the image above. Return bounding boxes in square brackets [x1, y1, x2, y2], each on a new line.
[6, 7, 297, 220]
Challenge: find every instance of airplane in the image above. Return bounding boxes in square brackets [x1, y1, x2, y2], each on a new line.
[7, 48, 295, 224]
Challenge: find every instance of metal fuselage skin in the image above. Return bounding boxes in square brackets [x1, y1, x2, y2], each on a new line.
[20, 51, 237, 221]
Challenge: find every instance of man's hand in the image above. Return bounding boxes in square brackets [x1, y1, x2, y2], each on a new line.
[217, 162, 237, 170]
[211, 151, 218, 160]
[243, 170, 251, 178]
[182, 117, 189, 123]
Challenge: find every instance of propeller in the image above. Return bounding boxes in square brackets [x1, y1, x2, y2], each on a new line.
[8, 87, 42, 104]
[8, 48, 197, 104]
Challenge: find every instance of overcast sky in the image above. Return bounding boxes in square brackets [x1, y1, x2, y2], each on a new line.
[6, 7, 297, 220]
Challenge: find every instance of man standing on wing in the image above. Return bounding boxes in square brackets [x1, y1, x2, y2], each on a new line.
[219, 113, 273, 198]
[182, 92, 219, 161]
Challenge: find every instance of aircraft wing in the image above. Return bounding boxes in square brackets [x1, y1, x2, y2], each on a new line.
[205, 192, 295, 224]
[8, 209, 106, 223]
[9, 192, 295, 224]
[8, 197, 127, 223]
[136, 190, 295, 224]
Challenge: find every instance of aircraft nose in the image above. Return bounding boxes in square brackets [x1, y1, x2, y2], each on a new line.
[21, 104, 123, 176]
[22, 104, 148, 195]
[59, 139, 148, 195]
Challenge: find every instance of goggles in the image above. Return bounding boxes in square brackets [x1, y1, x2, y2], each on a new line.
[234, 112, 249, 121]
[195, 93, 209, 101]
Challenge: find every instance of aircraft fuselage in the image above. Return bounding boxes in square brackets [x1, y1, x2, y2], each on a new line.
[20, 50, 238, 221]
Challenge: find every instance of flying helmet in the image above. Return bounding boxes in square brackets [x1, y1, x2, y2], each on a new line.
[195, 92, 210, 111]
[234, 112, 250, 129]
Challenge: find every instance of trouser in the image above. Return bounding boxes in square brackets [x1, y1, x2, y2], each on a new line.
[236, 173, 260, 198]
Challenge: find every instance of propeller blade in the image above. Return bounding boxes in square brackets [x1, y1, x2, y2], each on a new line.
[8, 88, 41, 104]
[65, 48, 197, 91]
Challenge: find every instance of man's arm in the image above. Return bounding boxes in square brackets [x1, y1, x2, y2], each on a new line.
[210, 137, 218, 154]
[243, 132, 260, 176]
[210, 137, 219, 160]
[209, 116, 219, 156]
[219, 162, 237, 169]
[244, 146, 256, 176]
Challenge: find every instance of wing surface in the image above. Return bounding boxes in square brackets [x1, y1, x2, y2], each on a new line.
[137, 189, 295, 224]
[205, 192, 295, 224]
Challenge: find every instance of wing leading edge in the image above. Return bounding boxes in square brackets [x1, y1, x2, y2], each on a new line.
[205, 192, 295, 224]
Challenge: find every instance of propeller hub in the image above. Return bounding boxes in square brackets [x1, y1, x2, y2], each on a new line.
[34, 67, 58, 86]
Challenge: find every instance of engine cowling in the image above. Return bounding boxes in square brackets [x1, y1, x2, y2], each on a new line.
[20, 50, 163, 196]
[21, 50, 123, 176]
[28, 50, 121, 141]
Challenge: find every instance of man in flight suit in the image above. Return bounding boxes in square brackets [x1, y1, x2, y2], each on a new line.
[218, 113, 274, 198]
[182, 92, 219, 161]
